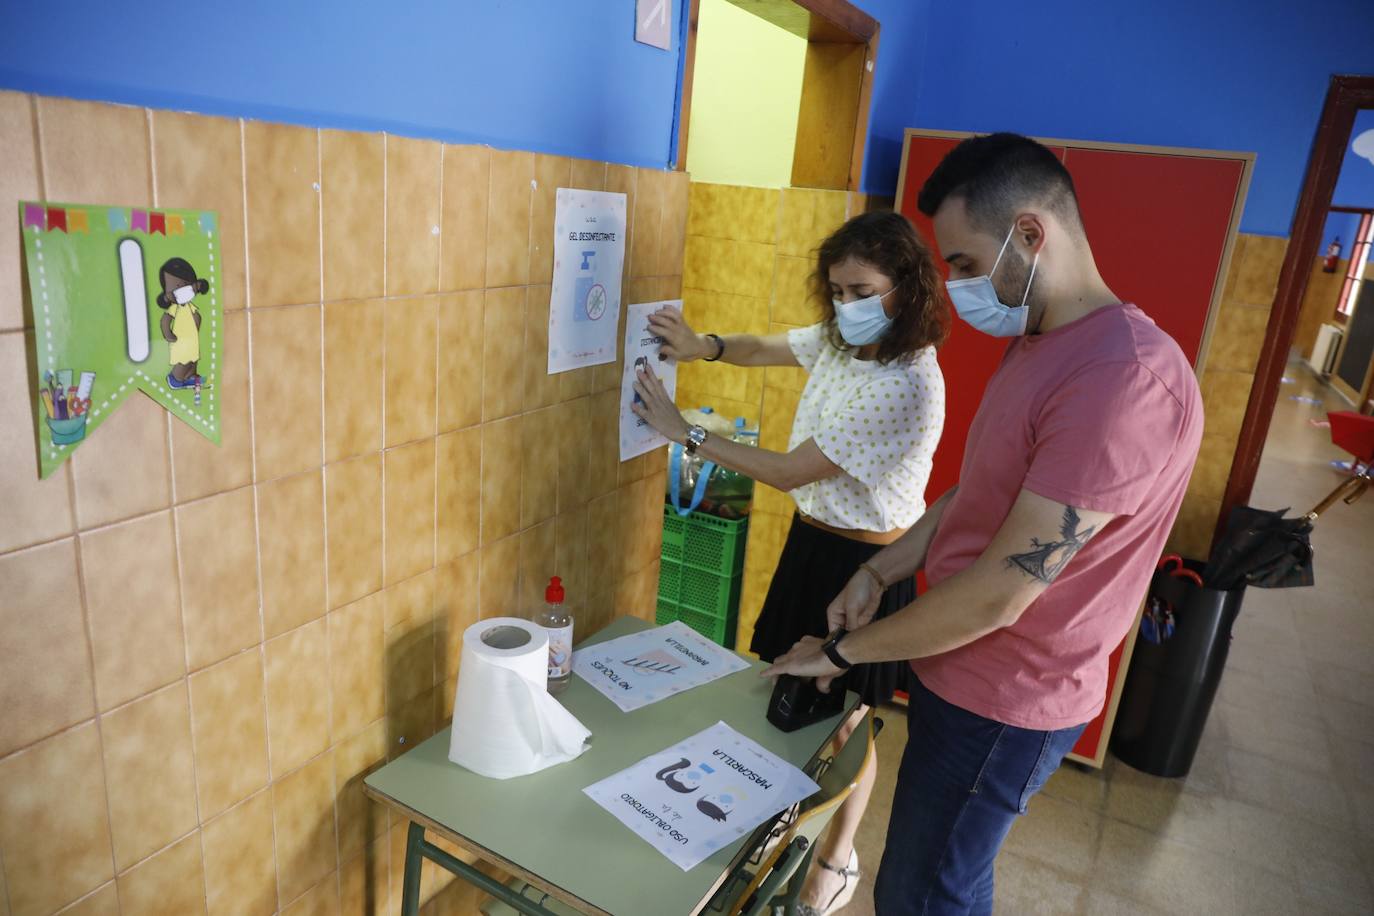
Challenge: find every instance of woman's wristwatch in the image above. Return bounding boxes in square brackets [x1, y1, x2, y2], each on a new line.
[684, 425, 708, 454]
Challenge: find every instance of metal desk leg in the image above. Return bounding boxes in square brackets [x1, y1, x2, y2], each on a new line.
[399, 821, 563, 916]
[402, 822, 425, 916]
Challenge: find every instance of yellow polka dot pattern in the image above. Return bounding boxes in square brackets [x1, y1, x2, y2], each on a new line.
[786, 323, 945, 532]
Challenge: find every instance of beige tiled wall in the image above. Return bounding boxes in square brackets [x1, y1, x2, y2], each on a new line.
[1293, 258, 1346, 361]
[0, 91, 686, 916]
[1167, 233, 1288, 560]
[677, 181, 871, 652]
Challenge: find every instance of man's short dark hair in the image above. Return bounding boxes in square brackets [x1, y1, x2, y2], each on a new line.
[916, 133, 1083, 236]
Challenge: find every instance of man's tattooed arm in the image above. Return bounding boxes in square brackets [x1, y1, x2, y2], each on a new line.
[1006, 505, 1098, 584]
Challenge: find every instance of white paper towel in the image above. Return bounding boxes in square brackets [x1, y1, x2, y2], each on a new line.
[447, 617, 592, 779]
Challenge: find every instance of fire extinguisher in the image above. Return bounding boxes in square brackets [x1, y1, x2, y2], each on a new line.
[1323, 237, 1342, 273]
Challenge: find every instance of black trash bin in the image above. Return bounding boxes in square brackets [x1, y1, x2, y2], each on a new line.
[1111, 558, 1243, 777]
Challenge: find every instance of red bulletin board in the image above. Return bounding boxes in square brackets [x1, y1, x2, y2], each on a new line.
[895, 129, 1253, 766]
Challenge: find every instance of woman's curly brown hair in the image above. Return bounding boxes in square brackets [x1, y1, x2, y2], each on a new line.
[809, 210, 949, 364]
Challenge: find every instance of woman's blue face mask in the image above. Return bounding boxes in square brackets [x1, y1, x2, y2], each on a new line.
[833, 287, 896, 346]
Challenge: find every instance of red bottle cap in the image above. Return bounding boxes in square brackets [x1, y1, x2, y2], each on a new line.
[545, 576, 565, 604]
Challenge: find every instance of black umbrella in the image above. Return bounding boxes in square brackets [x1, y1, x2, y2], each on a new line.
[1203, 471, 1370, 590]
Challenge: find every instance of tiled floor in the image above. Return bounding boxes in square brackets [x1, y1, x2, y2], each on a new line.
[838, 365, 1374, 915]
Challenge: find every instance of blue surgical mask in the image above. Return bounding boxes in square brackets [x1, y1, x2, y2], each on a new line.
[833, 287, 896, 346]
[945, 225, 1039, 337]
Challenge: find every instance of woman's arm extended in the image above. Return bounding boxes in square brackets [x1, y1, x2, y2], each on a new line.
[649, 307, 799, 368]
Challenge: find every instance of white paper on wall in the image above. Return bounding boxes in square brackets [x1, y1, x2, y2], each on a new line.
[619, 299, 680, 461]
[548, 188, 627, 373]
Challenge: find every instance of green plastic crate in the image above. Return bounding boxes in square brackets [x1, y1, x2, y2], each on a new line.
[656, 556, 742, 646]
[656, 597, 739, 649]
[660, 505, 748, 577]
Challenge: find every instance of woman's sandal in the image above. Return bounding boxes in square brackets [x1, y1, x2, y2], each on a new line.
[794, 849, 859, 916]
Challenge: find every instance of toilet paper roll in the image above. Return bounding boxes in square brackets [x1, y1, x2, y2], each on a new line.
[448, 617, 592, 779]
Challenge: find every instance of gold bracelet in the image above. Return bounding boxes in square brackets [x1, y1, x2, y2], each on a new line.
[859, 562, 887, 590]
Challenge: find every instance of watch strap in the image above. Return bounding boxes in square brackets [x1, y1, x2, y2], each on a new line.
[822, 629, 852, 670]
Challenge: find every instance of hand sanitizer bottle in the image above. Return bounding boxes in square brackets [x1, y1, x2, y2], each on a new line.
[537, 576, 573, 694]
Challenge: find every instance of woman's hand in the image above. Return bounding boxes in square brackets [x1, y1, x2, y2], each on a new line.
[631, 363, 691, 443]
[827, 569, 884, 632]
[648, 308, 712, 362]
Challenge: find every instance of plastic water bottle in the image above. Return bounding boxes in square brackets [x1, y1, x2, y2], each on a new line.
[536, 576, 573, 695]
[706, 418, 758, 518]
[732, 416, 759, 447]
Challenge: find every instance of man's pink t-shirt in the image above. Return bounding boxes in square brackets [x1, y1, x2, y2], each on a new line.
[913, 304, 1204, 730]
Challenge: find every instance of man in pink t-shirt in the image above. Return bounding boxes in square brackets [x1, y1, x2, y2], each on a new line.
[765, 134, 1203, 916]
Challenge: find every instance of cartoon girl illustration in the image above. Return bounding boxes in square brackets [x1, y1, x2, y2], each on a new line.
[155, 257, 209, 390]
[697, 791, 737, 823]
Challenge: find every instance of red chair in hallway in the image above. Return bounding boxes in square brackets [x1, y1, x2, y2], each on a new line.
[1328, 410, 1374, 477]
[1307, 411, 1374, 521]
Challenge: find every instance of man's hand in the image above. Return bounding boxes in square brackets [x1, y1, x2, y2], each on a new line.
[760, 636, 844, 694]
[827, 569, 883, 632]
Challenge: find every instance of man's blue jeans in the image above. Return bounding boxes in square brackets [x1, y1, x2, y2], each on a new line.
[873, 676, 1087, 915]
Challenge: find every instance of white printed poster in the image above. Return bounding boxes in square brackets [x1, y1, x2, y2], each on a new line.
[573, 621, 750, 713]
[548, 188, 627, 373]
[620, 299, 680, 461]
[583, 722, 820, 871]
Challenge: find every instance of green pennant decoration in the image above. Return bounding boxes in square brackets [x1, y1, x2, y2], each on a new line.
[21, 202, 223, 478]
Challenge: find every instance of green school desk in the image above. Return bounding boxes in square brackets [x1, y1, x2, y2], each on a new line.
[364, 616, 858, 916]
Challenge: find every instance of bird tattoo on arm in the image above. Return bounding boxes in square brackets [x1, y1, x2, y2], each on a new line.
[1006, 506, 1097, 585]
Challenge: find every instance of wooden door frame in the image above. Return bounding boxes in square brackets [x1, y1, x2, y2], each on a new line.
[674, 0, 879, 191]
[1220, 75, 1374, 527]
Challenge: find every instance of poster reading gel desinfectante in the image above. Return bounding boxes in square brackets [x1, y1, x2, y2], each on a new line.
[583, 722, 820, 871]
[573, 621, 750, 713]
[547, 188, 627, 373]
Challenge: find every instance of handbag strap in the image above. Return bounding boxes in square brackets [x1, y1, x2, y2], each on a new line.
[669, 443, 715, 517]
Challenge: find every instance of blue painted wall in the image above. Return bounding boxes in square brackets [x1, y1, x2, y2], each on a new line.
[850, 0, 930, 199]
[2, 0, 1370, 236]
[1321, 109, 1374, 254]
[900, 0, 1374, 237]
[0, 0, 685, 169]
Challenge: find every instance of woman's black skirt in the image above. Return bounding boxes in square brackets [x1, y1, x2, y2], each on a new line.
[750, 513, 916, 706]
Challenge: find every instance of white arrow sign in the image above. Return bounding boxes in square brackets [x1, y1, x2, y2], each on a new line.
[636, 0, 671, 49]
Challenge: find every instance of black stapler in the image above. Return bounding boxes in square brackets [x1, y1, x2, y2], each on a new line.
[767, 673, 847, 732]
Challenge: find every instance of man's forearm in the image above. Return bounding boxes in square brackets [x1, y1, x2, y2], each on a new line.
[839, 564, 1023, 664]
[863, 486, 957, 585]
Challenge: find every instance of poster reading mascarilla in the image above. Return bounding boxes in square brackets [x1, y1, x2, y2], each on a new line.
[20, 202, 222, 478]
[583, 722, 820, 871]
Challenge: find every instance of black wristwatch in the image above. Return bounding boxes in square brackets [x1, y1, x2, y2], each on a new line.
[703, 333, 725, 362]
[821, 629, 852, 670]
